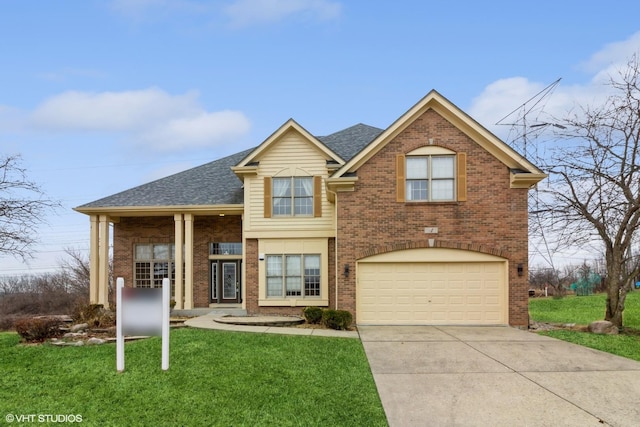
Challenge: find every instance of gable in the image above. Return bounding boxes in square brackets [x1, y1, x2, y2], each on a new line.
[234, 119, 343, 171]
[333, 90, 546, 188]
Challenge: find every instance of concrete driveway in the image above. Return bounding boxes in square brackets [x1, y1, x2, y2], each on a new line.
[359, 326, 640, 427]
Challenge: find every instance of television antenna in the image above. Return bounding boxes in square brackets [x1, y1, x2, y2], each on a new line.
[495, 77, 564, 160]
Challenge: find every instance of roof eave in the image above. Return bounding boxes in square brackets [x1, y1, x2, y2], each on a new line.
[74, 204, 245, 218]
[510, 172, 548, 189]
[325, 176, 359, 202]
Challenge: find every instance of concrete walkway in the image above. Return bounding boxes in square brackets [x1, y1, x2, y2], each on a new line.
[184, 313, 359, 338]
[359, 325, 640, 427]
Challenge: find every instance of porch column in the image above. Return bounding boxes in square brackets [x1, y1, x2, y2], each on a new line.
[184, 213, 194, 309]
[174, 214, 184, 310]
[89, 215, 99, 304]
[98, 215, 110, 308]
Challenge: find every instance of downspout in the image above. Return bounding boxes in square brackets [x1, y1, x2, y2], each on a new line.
[326, 186, 339, 310]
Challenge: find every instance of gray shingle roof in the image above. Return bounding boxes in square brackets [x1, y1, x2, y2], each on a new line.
[77, 123, 383, 209]
[318, 123, 383, 161]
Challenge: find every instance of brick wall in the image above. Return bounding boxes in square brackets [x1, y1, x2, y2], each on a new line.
[336, 109, 530, 327]
[113, 215, 242, 308]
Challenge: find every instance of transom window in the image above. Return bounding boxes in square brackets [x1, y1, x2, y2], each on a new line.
[134, 243, 176, 296]
[272, 177, 313, 216]
[406, 155, 455, 201]
[209, 242, 242, 255]
[266, 254, 321, 298]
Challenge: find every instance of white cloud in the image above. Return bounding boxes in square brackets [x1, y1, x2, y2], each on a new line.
[140, 110, 251, 150]
[581, 31, 640, 77]
[29, 88, 250, 151]
[224, 0, 342, 27]
[109, 0, 341, 28]
[469, 31, 640, 141]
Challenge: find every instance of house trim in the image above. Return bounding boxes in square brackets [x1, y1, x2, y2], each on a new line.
[334, 90, 547, 188]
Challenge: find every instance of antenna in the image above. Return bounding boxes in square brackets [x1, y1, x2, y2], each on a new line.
[496, 78, 562, 159]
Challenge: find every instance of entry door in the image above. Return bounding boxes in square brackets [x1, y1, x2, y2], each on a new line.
[211, 260, 241, 303]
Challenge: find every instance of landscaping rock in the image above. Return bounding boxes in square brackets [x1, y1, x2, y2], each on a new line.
[588, 320, 619, 335]
[63, 332, 86, 338]
[86, 337, 105, 345]
[70, 323, 89, 332]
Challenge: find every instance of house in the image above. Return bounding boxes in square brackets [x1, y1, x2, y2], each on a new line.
[75, 90, 546, 327]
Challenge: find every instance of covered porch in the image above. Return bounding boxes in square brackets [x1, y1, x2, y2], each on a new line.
[77, 206, 244, 310]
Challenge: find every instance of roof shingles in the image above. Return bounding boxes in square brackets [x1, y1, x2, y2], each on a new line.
[77, 123, 383, 209]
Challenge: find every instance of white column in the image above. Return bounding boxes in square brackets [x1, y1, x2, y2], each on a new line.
[174, 214, 184, 310]
[89, 215, 99, 304]
[98, 215, 110, 308]
[184, 214, 194, 309]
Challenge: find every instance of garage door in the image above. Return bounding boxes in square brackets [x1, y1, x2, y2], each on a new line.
[357, 248, 507, 325]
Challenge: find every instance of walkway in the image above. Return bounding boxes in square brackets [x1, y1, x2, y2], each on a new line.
[184, 313, 358, 338]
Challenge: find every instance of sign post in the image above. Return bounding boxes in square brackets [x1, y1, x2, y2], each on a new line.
[116, 277, 170, 372]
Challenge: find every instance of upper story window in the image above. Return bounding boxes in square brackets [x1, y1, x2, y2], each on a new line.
[406, 155, 455, 201]
[264, 176, 322, 218]
[396, 148, 467, 203]
[273, 177, 313, 216]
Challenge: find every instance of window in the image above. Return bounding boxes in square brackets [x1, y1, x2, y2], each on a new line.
[266, 254, 321, 298]
[264, 176, 322, 218]
[272, 177, 314, 216]
[405, 155, 455, 201]
[210, 242, 242, 255]
[134, 244, 176, 295]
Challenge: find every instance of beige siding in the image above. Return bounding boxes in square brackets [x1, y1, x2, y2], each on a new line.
[244, 129, 335, 237]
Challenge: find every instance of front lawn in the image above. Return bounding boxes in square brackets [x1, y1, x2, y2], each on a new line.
[0, 328, 387, 427]
[529, 291, 640, 361]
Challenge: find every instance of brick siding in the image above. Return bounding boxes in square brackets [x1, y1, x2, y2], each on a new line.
[113, 215, 242, 308]
[336, 109, 530, 327]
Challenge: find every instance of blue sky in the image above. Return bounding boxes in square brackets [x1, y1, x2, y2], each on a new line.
[2, 0, 640, 275]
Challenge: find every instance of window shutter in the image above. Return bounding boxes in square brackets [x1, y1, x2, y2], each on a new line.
[313, 176, 322, 217]
[264, 176, 272, 218]
[396, 154, 406, 202]
[457, 153, 467, 202]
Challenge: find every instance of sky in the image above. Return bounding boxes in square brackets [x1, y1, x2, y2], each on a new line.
[2, 0, 640, 276]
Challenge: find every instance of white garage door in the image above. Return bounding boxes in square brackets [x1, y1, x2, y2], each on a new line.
[357, 249, 507, 325]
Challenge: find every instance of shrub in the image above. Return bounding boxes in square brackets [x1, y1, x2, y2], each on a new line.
[302, 306, 324, 324]
[14, 317, 63, 342]
[322, 309, 353, 330]
[0, 315, 24, 331]
[72, 303, 115, 328]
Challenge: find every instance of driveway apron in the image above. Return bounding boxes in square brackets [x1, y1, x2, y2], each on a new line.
[359, 326, 640, 427]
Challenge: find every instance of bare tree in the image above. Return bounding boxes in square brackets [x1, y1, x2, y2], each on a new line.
[59, 248, 91, 295]
[536, 55, 640, 328]
[0, 154, 59, 259]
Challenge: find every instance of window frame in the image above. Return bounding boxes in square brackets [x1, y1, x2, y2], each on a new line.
[271, 176, 314, 217]
[265, 254, 321, 299]
[133, 243, 176, 296]
[405, 154, 456, 202]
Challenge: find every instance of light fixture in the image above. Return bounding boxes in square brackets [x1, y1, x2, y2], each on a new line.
[343, 264, 350, 277]
[517, 264, 524, 277]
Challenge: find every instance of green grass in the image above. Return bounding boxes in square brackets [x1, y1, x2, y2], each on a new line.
[0, 328, 387, 427]
[529, 291, 640, 328]
[529, 291, 640, 361]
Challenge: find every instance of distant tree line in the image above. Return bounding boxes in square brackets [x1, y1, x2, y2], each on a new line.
[0, 249, 92, 330]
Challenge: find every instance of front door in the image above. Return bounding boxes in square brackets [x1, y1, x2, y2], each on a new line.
[211, 260, 241, 303]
